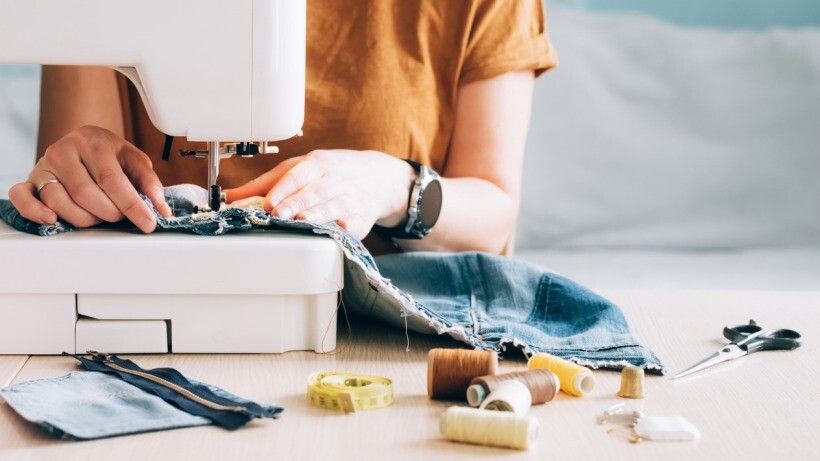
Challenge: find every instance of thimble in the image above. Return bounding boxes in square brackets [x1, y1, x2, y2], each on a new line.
[617, 366, 646, 399]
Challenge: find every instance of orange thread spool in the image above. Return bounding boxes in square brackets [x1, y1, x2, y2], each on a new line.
[427, 349, 498, 400]
[468, 369, 560, 407]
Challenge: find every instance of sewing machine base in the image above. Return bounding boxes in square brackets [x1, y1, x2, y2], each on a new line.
[0, 221, 343, 354]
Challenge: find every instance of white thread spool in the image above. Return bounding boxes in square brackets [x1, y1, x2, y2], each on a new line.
[466, 384, 488, 407]
[479, 380, 532, 414]
[440, 406, 539, 450]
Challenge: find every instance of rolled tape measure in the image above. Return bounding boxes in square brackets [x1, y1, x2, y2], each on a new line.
[307, 371, 394, 413]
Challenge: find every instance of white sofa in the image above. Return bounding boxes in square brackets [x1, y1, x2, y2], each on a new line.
[1, 9, 818, 291]
[514, 9, 820, 291]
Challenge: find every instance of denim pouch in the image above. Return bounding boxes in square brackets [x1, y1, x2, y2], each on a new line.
[0, 185, 665, 373]
[0, 356, 282, 440]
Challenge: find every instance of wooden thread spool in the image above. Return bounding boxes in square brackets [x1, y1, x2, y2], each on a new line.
[528, 352, 596, 397]
[467, 369, 560, 407]
[427, 349, 498, 400]
[479, 380, 532, 414]
[440, 406, 539, 450]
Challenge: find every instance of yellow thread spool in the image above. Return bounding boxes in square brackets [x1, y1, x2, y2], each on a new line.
[528, 353, 595, 397]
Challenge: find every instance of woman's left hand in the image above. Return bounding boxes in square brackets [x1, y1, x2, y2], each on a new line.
[225, 150, 415, 239]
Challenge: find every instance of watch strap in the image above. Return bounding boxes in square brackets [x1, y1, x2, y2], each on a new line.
[373, 159, 436, 240]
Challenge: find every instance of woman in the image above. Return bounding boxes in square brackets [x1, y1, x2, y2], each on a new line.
[8, 0, 556, 255]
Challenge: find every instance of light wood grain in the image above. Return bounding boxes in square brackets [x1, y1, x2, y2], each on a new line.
[0, 291, 818, 460]
[0, 356, 27, 388]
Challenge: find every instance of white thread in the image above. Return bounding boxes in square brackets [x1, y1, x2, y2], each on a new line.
[440, 406, 539, 450]
[479, 380, 532, 414]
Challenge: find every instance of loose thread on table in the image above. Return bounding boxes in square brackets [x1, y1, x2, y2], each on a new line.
[427, 348, 498, 400]
[317, 277, 352, 356]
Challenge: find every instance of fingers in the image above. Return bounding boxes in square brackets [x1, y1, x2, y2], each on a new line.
[44, 157, 124, 223]
[271, 179, 336, 220]
[121, 145, 172, 218]
[83, 151, 156, 233]
[337, 214, 370, 240]
[265, 154, 326, 211]
[224, 156, 302, 203]
[294, 192, 372, 239]
[8, 182, 57, 225]
[36, 180, 102, 228]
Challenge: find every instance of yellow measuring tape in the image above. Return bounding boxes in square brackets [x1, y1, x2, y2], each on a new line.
[307, 371, 394, 413]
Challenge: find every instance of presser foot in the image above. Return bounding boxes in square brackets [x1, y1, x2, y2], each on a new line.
[192, 185, 226, 213]
[209, 185, 225, 212]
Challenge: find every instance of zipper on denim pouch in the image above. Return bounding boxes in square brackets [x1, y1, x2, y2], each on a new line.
[64, 352, 282, 430]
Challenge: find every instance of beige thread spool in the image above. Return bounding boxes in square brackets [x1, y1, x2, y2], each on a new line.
[428, 349, 498, 400]
[479, 380, 532, 414]
[467, 369, 560, 407]
[617, 366, 647, 399]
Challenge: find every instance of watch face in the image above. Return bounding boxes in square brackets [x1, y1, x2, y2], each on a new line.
[419, 179, 443, 229]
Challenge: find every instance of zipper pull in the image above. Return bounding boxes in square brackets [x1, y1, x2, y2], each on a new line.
[86, 350, 113, 363]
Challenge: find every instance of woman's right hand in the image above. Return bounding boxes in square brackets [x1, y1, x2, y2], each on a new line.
[8, 125, 172, 233]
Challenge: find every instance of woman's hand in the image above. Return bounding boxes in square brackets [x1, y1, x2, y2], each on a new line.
[225, 149, 415, 239]
[8, 125, 171, 232]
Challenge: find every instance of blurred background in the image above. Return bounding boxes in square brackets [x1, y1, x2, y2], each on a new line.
[1, 0, 819, 290]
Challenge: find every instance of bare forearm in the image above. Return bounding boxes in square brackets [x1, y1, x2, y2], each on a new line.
[37, 66, 125, 156]
[396, 177, 517, 254]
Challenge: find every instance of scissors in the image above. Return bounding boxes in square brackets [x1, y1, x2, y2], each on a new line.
[673, 319, 802, 379]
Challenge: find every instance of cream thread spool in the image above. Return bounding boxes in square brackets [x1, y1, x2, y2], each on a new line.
[440, 406, 539, 450]
[479, 380, 532, 414]
[467, 369, 560, 407]
[528, 352, 596, 397]
[428, 349, 498, 400]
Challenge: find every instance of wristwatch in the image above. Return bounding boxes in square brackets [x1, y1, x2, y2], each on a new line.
[375, 160, 443, 240]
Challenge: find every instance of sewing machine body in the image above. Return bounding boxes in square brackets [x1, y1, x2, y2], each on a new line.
[0, 221, 343, 354]
[0, 0, 306, 142]
[0, 0, 337, 354]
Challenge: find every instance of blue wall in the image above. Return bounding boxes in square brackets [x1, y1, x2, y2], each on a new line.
[549, 0, 820, 28]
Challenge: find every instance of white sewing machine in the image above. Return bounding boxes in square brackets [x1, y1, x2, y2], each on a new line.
[0, 0, 344, 354]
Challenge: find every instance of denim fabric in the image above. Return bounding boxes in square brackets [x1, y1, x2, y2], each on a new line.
[371, 253, 661, 369]
[0, 185, 664, 372]
[0, 372, 261, 440]
[70, 353, 281, 430]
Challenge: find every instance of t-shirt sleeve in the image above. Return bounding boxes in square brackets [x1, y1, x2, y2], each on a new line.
[460, 0, 557, 85]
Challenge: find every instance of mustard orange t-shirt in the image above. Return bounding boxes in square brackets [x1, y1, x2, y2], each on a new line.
[119, 0, 557, 188]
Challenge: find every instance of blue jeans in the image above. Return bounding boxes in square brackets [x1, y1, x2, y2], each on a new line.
[0, 185, 664, 372]
[0, 369, 280, 440]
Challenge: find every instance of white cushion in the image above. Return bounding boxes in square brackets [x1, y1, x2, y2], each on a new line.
[517, 10, 820, 250]
[516, 247, 820, 291]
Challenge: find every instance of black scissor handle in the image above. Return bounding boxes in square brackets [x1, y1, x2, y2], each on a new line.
[723, 319, 762, 342]
[725, 320, 802, 354]
[744, 329, 802, 352]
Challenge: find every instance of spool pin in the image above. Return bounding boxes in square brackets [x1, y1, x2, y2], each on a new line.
[428, 349, 498, 400]
[617, 366, 647, 399]
[440, 406, 539, 450]
[528, 352, 596, 397]
[467, 369, 560, 407]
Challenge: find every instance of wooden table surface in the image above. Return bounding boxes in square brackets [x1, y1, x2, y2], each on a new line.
[1, 290, 818, 460]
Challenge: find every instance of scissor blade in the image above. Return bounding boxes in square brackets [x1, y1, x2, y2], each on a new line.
[673, 345, 746, 379]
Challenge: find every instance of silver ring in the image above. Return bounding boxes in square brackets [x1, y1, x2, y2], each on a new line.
[35, 178, 60, 193]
